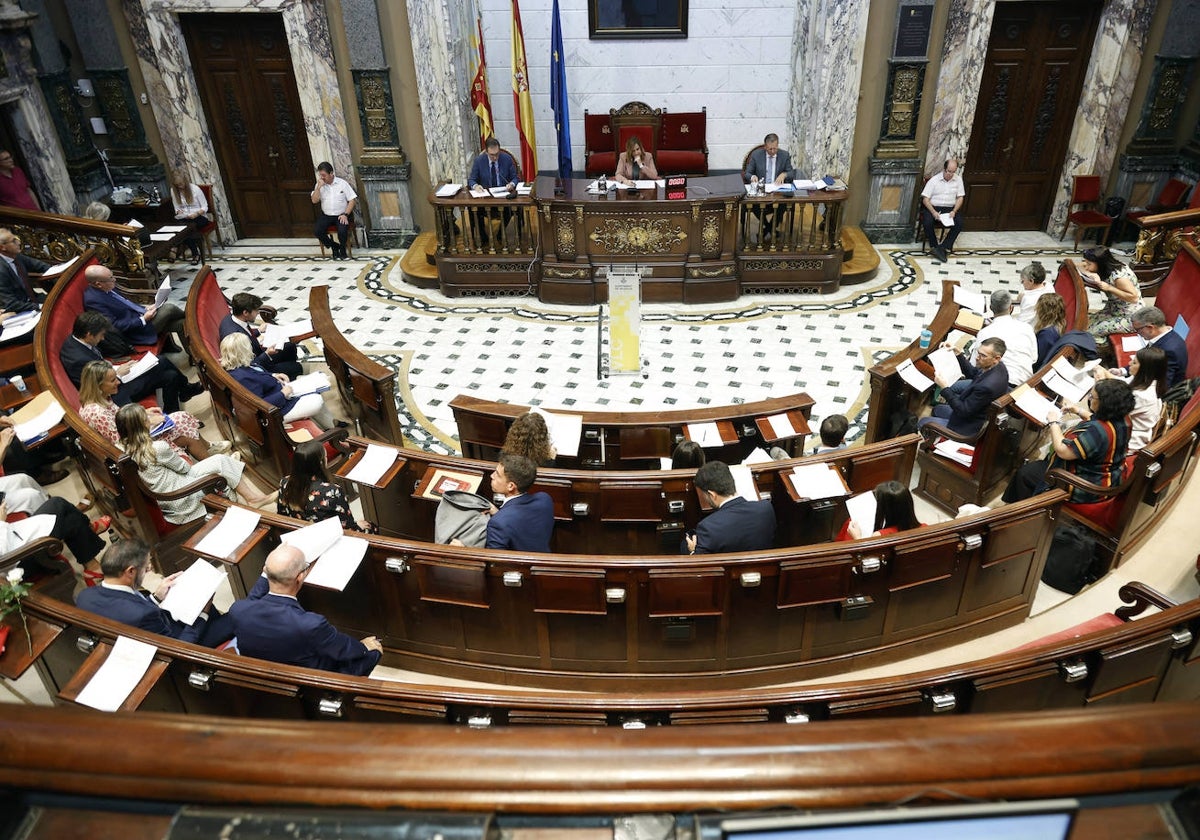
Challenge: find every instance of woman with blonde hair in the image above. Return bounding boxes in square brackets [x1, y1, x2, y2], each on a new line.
[1032, 293, 1067, 368]
[170, 172, 209, 264]
[78, 360, 229, 462]
[116, 403, 274, 524]
[220, 332, 335, 429]
[613, 136, 658, 185]
[501, 412, 556, 466]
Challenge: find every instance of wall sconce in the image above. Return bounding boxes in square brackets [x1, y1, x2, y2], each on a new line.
[74, 79, 95, 98]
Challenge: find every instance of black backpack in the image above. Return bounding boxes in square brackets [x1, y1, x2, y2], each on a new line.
[1042, 523, 1100, 594]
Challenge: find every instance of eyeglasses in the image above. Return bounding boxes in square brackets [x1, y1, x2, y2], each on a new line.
[976, 350, 1000, 362]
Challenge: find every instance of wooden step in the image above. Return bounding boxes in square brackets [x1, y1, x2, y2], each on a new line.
[840, 225, 880, 284]
[400, 231, 438, 289]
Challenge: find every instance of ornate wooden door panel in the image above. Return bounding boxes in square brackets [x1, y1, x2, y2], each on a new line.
[181, 14, 316, 238]
[963, 2, 1099, 230]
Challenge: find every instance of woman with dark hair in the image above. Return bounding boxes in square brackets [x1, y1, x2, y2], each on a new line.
[1032, 293, 1067, 368]
[501, 412, 556, 467]
[670, 440, 706, 469]
[1080, 245, 1142, 341]
[1014, 261, 1051, 325]
[1002, 378, 1136, 504]
[278, 440, 376, 533]
[838, 480, 923, 540]
[1093, 345, 1167, 451]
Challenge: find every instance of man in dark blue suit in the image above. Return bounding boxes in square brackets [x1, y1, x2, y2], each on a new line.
[485, 452, 554, 552]
[229, 544, 382, 676]
[468, 138, 519, 191]
[918, 337, 1009, 437]
[0, 227, 49, 313]
[218, 291, 303, 380]
[75, 540, 234, 646]
[83, 265, 184, 350]
[684, 460, 776, 554]
[1132, 306, 1189, 388]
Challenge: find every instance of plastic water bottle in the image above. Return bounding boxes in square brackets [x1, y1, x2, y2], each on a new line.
[919, 330, 933, 349]
[598, 173, 607, 193]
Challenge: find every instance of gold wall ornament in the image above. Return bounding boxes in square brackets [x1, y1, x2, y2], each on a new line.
[701, 215, 720, 252]
[1134, 228, 1165, 264]
[588, 217, 687, 254]
[555, 216, 577, 257]
[543, 266, 591, 278]
[687, 265, 733, 278]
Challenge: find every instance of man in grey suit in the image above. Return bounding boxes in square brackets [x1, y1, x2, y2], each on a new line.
[743, 134, 793, 242]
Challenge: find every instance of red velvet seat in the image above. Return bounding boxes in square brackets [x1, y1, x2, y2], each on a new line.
[1124, 177, 1191, 230]
[583, 111, 614, 177]
[1061, 175, 1114, 248]
[656, 110, 708, 175]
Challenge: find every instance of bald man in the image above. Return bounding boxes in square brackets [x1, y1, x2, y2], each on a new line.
[228, 544, 382, 676]
[83, 264, 185, 350]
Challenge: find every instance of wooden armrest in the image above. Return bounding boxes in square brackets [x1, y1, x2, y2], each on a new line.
[258, 305, 279, 324]
[1114, 581, 1178, 620]
[136, 472, 227, 501]
[0, 537, 65, 568]
[1044, 466, 1125, 500]
[917, 419, 984, 446]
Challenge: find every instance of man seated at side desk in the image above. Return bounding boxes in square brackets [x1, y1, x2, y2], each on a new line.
[743, 133, 793, 243]
[76, 540, 234, 646]
[486, 452, 553, 552]
[219, 292, 304, 380]
[467, 138, 519, 246]
[229, 544, 383, 677]
[684, 460, 776, 555]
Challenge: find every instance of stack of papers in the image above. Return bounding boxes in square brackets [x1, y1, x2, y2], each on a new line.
[1042, 357, 1097, 405]
[933, 439, 975, 467]
[794, 179, 826, 191]
[12, 392, 65, 444]
[789, 463, 847, 500]
[435, 183, 463, 197]
[282, 517, 369, 591]
[119, 352, 159, 383]
[194, 505, 262, 558]
[515, 183, 533, 196]
[159, 559, 226, 624]
[0, 309, 39, 342]
[288, 371, 331, 397]
[344, 443, 400, 486]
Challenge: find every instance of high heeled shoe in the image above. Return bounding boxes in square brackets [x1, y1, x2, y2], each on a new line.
[82, 568, 104, 587]
[89, 515, 112, 534]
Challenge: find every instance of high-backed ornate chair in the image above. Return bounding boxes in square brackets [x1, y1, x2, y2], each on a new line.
[609, 101, 662, 162]
[583, 111, 615, 176]
[657, 108, 708, 174]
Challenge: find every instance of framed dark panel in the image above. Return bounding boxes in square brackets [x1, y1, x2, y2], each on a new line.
[589, 0, 688, 39]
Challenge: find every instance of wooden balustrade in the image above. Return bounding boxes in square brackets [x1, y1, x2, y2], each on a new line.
[0, 205, 156, 290]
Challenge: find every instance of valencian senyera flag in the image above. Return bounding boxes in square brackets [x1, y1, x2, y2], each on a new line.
[469, 11, 494, 147]
[511, 0, 538, 178]
[550, 0, 572, 179]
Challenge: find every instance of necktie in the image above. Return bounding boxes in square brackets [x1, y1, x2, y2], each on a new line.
[491, 161, 498, 187]
[766, 156, 775, 184]
[12, 258, 35, 301]
[112, 290, 145, 316]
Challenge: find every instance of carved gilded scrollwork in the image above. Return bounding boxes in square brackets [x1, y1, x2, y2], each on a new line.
[743, 259, 825, 271]
[701, 216, 720, 252]
[555, 216, 577, 258]
[588, 217, 687, 254]
[1149, 64, 1184, 132]
[687, 265, 733, 278]
[361, 76, 387, 110]
[543, 266, 590, 279]
[1133, 228, 1165, 264]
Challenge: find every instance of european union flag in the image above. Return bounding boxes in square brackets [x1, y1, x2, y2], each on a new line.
[550, 0, 572, 180]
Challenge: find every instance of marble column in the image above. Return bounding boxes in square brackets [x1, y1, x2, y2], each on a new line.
[1047, 0, 1158, 235]
[923, 0, 996, 167]
[785, 0, 871, 180]
[405, 0, 479, 185]
[121, 0, 352, 244]
[0, 1, 74, 213]
[340, 0, 416, 247]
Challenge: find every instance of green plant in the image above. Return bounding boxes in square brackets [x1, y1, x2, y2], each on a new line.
[0, 567, 33, 655]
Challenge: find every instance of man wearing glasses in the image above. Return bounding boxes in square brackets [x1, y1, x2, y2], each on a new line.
[919, 337, 1009, 436]
[1129, 306, 1188, 388]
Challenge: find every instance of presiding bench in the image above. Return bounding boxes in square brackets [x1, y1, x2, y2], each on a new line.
[583, 101, 709, 177]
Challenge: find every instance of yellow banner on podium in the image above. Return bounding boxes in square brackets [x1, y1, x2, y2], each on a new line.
[607, 266, 641, 375]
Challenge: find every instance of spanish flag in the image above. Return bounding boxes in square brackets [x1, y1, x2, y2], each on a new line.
[511, 0, 538, 179]
[469, 11, 494, 148]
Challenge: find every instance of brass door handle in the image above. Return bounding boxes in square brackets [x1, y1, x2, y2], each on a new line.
[267, 145, 280, 159]
[1002, 137, 1014, 155]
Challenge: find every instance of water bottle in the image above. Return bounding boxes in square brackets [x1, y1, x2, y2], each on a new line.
[919, 329, 933, 349]
[598, 173, 607, 193]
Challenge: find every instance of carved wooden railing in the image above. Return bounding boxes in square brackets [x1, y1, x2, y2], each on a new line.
[0, 205, 148, 280]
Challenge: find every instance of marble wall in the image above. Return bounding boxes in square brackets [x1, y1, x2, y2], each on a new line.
[121, 0, 351, 242]
[922, 0, 995, 173]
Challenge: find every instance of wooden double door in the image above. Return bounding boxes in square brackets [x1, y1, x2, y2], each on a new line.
[182, 13, 316, 238]
[963, 1, 1100, 230]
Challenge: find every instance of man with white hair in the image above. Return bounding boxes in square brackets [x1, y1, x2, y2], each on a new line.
[229, 544, 382, 676]
[972, 289, 1038, 386]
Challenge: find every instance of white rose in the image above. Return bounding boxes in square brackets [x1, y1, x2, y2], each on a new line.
[6, 567, 24, 584]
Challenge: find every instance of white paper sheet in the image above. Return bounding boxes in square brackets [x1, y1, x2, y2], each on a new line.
[118, 352, 159, 383]
[14, 400, 64, 444]
[686, 421, 724, 447]
[789, 463, 847, 500]
[1120, 333, 1147, 353]
[42, 255, 79, 275]
[933, 438, 975, 466]
[1013, 386, 1058, 425]
[193, 505, 262, 559]
[127, 218, 144, 229]
[515, 183, 533, 195]
[844, 490, 878, 539]
[74, 635, 158, 713]
[280, 516, 343, 564]
[303, 535, 368, 591]
[149, 232, 175, 242]
[0, 309, 39, 341]
[535, 408, 583, 458]
[6, 513, 56, 546]
[154, 277, 171, 308]
[896, 358, 934, 393]
[766, 412, 796, 440]
[952, 285, 987, 313]
[159, 559, 225, 624]
[157, 224, 187, 232]
[287, 371, 331, 397]
[938, 212, 955, 227]
[794, 179, 826, 191]
[729, 464, 760, 502]
[928, 347, 964, 385]
[1041, 369, 1090, 405]
[344, 443, 400, 486]
[740, 446, 773, 465]
[435, 183, 463, 197]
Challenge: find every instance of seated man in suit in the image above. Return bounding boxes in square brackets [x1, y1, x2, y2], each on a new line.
[83, 265, 185, 352]
[485, 452, 553, 552]
[918, 337, 1009, 436]
[0, 228, 50, 313]
[229, 544, 383, 676]
[743, 134, 793, 242]
[684, 460, 776, 554]
[76, 540, 234, 646]
[1131, 306, 1189, 388]
[60, 311, 202, 413]
[467, 138, 519, 246]
[219, 292, 304, 380]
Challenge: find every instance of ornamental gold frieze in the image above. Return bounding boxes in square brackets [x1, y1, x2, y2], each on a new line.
[687, 265, 734, 278]
[460, 262, 531, 272]
[742, 259, 825, 271]
[588, 217, 687, 254]
[12, 228, 145, 273]
[543, 266, 591, 279]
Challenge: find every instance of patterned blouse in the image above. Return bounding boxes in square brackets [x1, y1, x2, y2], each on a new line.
[1051, 418, 1131, 503]
[79, 399, 200, 459]
[277, 477, 375, 533]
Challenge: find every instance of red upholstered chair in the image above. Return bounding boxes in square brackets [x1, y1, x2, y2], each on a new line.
[197, 185, 219, 260]
[1061, 175, 1114, 248]
[1125, 177, 1191, 231]
[657, 109, 709, 175]
[583, 110, 615, 177]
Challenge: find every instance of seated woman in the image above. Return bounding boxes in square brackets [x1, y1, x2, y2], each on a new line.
[1093, 345, 1167, 452]
[1032, 293, 1067, 369]
[78, 360, 230, 462]
[278, 440, 376, 533]
[219, 332, 335, 430]
[116, 403, 275, 524]
[1080, 246, 1142, 344]
[671, 440, 706, 469]
[1, 495, 106, 585]
[1013, 261, 1052, 325]
[170, 172, 210, 265]
[837, 480, 923, 540]
[613, 136, 658, 184]
[1002, 378, 1136, 504]
[501, 412, 556, 467]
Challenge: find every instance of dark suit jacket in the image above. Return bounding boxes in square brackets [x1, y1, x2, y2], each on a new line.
[743, 147, 794, 184]
[486, 491, 554, 552]
[230, 364, 298, 415]
[944, 357, 1009, 436]
[615, 151, 659, 181]
[0, 253, 49, 313]
[228, 575, 380, 676]
[59, 334, 184, 405]
[85, 286, 156, 345]
[76, 584, 208, 644]
[219, 313, 300, 376]
[689, 496, 776, 554]
[1152, 329, 1189, 388]
[468, 151, 519, 189]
